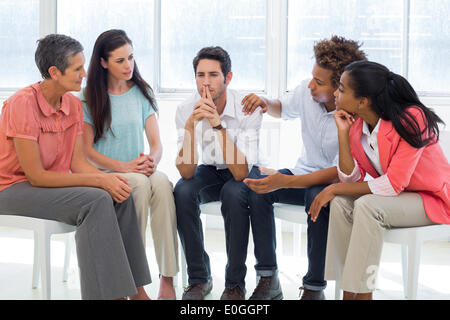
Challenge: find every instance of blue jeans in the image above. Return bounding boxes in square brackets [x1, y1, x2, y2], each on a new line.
[174, 165, 260, 287]
[247, 169, 330, 291]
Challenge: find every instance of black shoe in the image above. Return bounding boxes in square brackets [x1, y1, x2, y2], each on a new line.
[220, 287, 246, 300]
[248, 275, 283, 300]
[182, 280, 213, 300]
[299, 286, 326, 300]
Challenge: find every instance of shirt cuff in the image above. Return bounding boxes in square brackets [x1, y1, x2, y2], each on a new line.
[337, 159, 361, 183]
[368, 174, 398, 196]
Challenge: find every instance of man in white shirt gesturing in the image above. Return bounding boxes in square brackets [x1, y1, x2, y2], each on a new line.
[242, 36, 367, 300]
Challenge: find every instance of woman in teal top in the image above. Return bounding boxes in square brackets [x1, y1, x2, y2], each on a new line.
[80, 29, 178, 300]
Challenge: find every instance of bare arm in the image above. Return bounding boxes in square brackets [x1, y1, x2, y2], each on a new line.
[244, 167, 338, 194]
[83, 122, 154, 176]
[241, 94, 282, 118]
[309, 181, 371, 222]
[335, 110, 357, 175]
[82, 123, 123, 172]
[14, 136, 132, 203]
[216, 127, 249, 181]
[176, 117, 198, 179]
[144, 114, 162, 167]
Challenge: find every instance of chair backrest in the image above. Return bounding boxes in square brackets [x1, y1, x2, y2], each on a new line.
[259, 121, 281, 169]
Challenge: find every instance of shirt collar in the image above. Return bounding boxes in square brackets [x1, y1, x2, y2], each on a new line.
[362, 118, 381, 137]
[220, 89, 236, 119]
[32, 82, 71, 117]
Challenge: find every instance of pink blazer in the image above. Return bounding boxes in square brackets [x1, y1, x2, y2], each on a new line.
[349, 108, 450, 224]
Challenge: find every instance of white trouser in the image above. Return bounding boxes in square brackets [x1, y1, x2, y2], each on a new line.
[118, 171, 179, 277]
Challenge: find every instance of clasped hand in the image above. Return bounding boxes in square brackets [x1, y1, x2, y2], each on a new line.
[188, 85, 221, 128]
[124, 152, 155, 176]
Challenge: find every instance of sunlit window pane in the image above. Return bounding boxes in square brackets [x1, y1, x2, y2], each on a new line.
[160, 0, 266, 91]
[409, 0, 450, 93]
[0, 0, 40, 88]
[287, 0, 403, 90]
[57, 0, 154, 87]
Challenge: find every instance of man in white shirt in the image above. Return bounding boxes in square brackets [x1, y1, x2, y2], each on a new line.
[241, 36, 367, 300]
[174, 46, 262, 300]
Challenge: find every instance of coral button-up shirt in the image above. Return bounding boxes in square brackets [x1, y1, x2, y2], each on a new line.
[340, 108, 450, 224]
[0, 82, 83, 191]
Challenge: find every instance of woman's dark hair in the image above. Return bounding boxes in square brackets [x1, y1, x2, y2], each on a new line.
[84, 29, 157, 143]
[344, 60, 444, 148]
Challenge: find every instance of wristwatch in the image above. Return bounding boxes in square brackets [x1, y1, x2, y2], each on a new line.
[213, 121, 226, 130]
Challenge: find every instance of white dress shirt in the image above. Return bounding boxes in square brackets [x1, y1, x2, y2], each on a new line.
[175, 88, 263, 171]
[338, 119, 397, 196]
[280, 79, 339, 175]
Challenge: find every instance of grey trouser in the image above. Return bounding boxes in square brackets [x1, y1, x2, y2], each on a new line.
[325, 192, 434, 293]
[0, 182, 151, 300]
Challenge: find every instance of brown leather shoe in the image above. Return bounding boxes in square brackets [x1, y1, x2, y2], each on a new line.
[299, 286, 325, 300]
[249, 275, 283, 300]
[182, 280, 213, 300]
[220, 287, 246, 300]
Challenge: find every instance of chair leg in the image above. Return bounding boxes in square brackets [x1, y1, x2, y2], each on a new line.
[62, 233, 72, 282]
[38, 230, 51, 300]
[401, 244, 408, 298]
[32, 231, 40, 289]
[300, 225, 307, 256]
[276, 219, 283, 255]
[293, 224, 301, 257]
[407, 240, 421, 300]
[335, 279, 342, 300]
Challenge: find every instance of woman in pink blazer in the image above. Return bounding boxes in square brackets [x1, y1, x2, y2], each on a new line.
[309, 60, 449, 300]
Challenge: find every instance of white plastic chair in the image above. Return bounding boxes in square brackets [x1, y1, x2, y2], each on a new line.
[0, 215, 75, 299]
[334, 130, 450, 300]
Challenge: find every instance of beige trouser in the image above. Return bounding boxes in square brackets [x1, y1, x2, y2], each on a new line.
[325, 192, 434, 293]
[117, 171, 179, 277]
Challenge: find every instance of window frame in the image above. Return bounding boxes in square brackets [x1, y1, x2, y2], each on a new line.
[0, 0, 449, 105]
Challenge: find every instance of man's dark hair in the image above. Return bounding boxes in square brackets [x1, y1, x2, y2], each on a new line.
[35, 34, 84, 79]
[193, 46, 232, 79]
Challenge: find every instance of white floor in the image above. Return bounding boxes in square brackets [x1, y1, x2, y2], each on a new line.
[1, 222, 450, 300]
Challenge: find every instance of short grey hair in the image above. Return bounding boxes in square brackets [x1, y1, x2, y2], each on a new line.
[35, 34, 84, 79]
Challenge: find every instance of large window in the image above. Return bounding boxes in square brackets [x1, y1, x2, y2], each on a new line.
[160, 0, 266, 92]
[287, 0, 403, 90]
[0, 0, 40, 88]
[409, 0, 450, 94]
[0, 0, 449, 98]
[57, 0, 155, 87]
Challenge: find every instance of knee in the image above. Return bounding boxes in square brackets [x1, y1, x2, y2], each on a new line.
[149, 171, 173, 193]
[248, 189, 270, 207]
[173, 178, 200, 203]
[304, 185, 327, 208]
[88, 188, 113, 206]
[353, 195, 384, 223]
[77, 188, 114, 225]
[220, 180, 248, 203]
[134, 173, 151, 188]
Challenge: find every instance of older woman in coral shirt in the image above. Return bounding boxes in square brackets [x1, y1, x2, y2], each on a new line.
[0, 34, 151, 300]
[309, 61, 449, 300]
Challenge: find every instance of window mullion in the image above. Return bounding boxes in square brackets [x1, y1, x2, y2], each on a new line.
[153, 0, 161, 93]
[402, 0, 410, 79]
[266, 0, 288, 98]
[40, 0, 57, 37]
